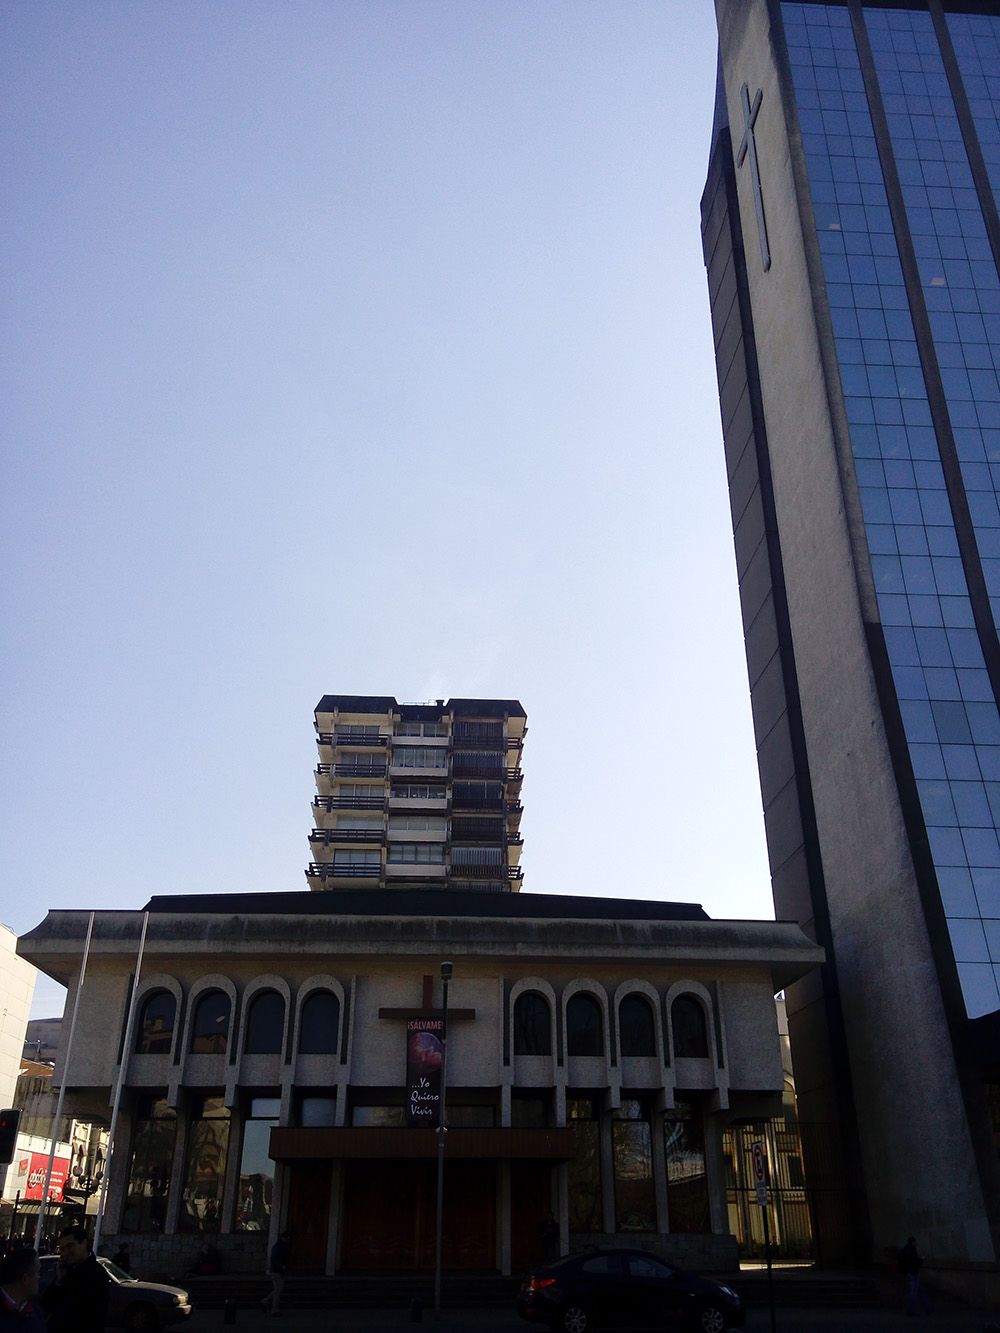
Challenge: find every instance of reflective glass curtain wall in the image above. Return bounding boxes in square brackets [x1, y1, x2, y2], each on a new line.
[781, 1, 1000, 1018]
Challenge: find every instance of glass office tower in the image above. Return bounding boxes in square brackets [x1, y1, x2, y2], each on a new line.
[704, 0, 999, 1284]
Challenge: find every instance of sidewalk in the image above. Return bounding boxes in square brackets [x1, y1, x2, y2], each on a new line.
[182, 1303, 999, 1332]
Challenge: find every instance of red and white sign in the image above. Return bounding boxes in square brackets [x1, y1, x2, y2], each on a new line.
[751, 1141, 768, 1208]
[15, 1151, 69, 1202]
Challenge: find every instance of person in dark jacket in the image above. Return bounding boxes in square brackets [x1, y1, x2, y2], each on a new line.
[40, 1225, 110, 1333]
[898, 1235, 931, 1316]
[0, 1248, 46, 1332]
[261, 1230, 291, 1317]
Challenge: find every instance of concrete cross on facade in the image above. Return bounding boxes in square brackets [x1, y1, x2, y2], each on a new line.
[377, 974, 475, 1023]
[737, 82, 772, 272]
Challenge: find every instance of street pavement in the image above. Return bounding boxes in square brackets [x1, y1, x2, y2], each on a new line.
[181, 1302, 1000, 1332]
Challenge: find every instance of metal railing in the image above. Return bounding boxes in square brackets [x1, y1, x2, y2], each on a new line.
[309, 829, 384, 844]
[307, 863, 381, 878]
[313, 796, 386, 811]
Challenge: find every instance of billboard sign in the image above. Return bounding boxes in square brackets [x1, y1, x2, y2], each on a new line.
[405, 1017, 444, 1126]
[16, 1151, 69, 1202]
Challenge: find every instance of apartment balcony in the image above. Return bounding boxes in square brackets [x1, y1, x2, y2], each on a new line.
[452, 759, 505, 781]
[384, 863, 447, 881]
[306, 863, 382, 881]
[316, 731, 388, 747]
[450, 819, 505, 843]
[313, 795, 386, 812]
[448, 877, 507, 893]
[451, 795, 504, 813]
[451, 723, 504, 749]
[309, 828, 385, 845]
[388, 793, 448, 812]
[333, 762, 388, 779]
[450, 862, 506, 879]
[507, 866, 524, 883]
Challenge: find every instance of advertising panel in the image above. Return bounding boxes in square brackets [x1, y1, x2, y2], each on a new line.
[405, 1017, 444, 1126]
[16, 1151, 69, 1202]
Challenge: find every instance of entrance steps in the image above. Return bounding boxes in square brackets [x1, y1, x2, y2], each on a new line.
[734, 1270, 880, 1308]
[185, 1269, 879, 1312]
[184, 1273, 521, 1311]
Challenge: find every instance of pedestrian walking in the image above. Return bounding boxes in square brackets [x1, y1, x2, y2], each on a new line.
[898, 1235, 932, 1316]
[261, 1230, 291, 1317]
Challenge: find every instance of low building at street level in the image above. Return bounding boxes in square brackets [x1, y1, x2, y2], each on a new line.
[17, 889, 821, 1276]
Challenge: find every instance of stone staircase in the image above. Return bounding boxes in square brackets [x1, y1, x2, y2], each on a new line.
[184, 1269, 879, 1313]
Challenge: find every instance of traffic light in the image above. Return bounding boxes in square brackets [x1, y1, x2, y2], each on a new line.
[0, 1109, 21, 1165]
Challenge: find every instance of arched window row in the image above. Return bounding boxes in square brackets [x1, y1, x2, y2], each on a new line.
[134, 985, 341, 1058]
[511, 987, 714, 1061]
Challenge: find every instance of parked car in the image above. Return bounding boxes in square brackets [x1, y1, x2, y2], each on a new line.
[38, 1255, 193, 1332]
[516, 1248, 744, 1333]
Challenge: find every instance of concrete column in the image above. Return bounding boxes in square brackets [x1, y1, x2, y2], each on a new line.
[325, 1162, 343, 1275]
[600, 1099, 616, 1236]
[164, 1099, 188, 1234]
[220, 1109, 242, 1231]
[703, 1112, 728, 1236]
[650, 1108, 670, 1236]
[498, 1160, 511, 1275]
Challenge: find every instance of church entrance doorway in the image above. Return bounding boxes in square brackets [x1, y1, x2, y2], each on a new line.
[341, 1159, 496, 1270]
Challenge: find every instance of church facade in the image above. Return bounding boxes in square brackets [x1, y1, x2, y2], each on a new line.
[18, 889, 821, 1276]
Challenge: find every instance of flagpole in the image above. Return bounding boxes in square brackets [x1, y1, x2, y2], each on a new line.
[93, 911, 148, 1250]
[35, 910, 95, 1249]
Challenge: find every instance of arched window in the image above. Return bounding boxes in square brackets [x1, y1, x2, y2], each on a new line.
[244, 991, 285, 1055]
[567, 993, 604, 1057]
[513, 991, 552, 1056]
[189, 990, 231, 1055]
[619, 994, 656, 1057]
[298, 991, 340, 1055]
[671, 994, 709, 1058]
[135, 990, 176, 1055]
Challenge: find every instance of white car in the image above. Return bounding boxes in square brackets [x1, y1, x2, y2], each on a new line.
[38, 1255, 193, 1333]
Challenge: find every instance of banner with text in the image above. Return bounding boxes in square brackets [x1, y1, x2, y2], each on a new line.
[405, 1017, 444, 1126]
[16, 1151, 69, 1202]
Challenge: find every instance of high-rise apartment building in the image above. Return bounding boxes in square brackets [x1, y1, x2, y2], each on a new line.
[704, 0, 999, 1286]
[307, 695, 526, 893]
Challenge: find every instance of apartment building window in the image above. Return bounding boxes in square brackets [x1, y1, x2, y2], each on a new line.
[179, 1096, 230, 1234]
[388, 815, 447, 834]
[334, 814, 383, 829]
[451, 846, 502, 866]
[333, 850, 380, 867]
[393, 747, 447, 768]
[235, 1096, 279, 1233]
[391, 783, 446, 801]
[337, 784, 385, 801]
[387, 843, 445, 864]
[122, 1097, 175, 1233]
[336, 725, 381, 740]
[397, 721, 448, 736]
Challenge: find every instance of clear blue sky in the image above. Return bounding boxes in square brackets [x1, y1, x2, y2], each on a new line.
[1, 1, 772, 1022]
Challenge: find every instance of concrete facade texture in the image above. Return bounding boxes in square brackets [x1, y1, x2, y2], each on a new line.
[707, 0, 1000, 1285]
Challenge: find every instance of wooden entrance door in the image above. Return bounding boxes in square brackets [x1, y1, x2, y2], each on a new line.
[510, 1161, 552, 1271]
[342, 1159, 496, 1270]
[286, 1162, 332, 1272]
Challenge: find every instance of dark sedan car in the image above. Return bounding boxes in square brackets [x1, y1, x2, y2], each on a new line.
[516, 1248, 744, 1333]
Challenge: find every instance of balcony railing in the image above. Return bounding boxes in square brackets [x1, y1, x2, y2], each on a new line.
[334, 763, 388, 779]
[309, 829, 384, 844]
[450, 862, 505, 878]
[317, 732, 388, 747]
[307, 863, 381, 878]
[507, 865, 524, 880]
[313, 796, 386, 811]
